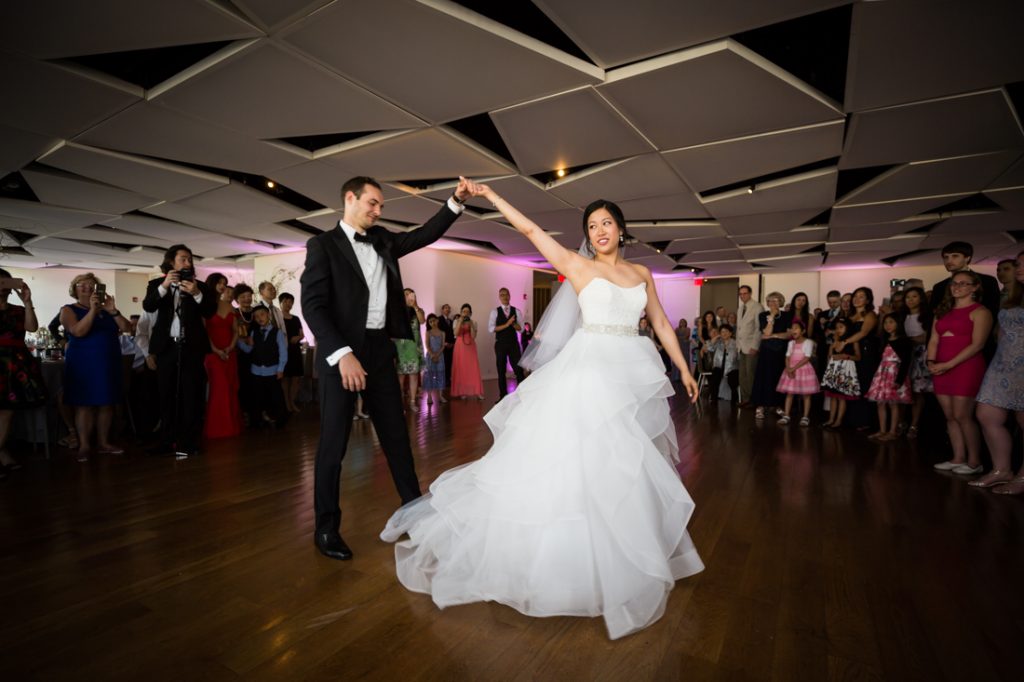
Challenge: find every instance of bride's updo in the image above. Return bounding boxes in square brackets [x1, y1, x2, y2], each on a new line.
[581, 199, 631, 250]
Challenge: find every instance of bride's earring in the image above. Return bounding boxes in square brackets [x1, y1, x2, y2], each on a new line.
[618, 234, 625, 246]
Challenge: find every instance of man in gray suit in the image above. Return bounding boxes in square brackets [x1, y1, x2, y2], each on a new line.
[734, 285, 763, 406]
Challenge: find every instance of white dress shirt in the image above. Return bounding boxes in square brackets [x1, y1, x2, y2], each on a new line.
[327, 197, 463, 366]
[261, 297, 286, 330]
[487, 305, 515, 334]
[156, 283, 203, 339]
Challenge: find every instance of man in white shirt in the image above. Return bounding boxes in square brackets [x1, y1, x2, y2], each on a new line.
[734, 285, 763, 406]
[301, 175, 474, 561]
[258, 281, 286, 330]
[487, 287, 525, 399]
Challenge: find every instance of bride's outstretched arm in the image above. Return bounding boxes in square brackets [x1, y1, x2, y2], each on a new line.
[639, 267, 698, 401]
[468, 180, 583, 279]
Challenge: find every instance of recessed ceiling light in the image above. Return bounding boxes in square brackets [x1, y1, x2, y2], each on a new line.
[266, 180, 275, 189]
[556, 169, 566, 178]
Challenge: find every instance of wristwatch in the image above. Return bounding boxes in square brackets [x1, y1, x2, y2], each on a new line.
[450, 192, 465, 206]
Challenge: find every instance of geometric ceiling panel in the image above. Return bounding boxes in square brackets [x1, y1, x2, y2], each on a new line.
[829, 193, 974, 228]
[547, 155, 704, 215]
[919, 227, 1016, 254]
[836, 151, 1022, 205]
[663, 120, 844, 192]
[78, 102, 307, 175]
[318, 128, 514, 183]
[519, 208, 585, 242]
[984, 187, 1024, 213]
[616, 193, 712, 221]
[739, 242, 825, 260]
[56, 226, 174, 248]
[729, 228, 828, 246]
[599, 41, 842, 150]
[674, 248, 745, 264]
[376, 196, 452, 226]
[0, 54, 141, 139]
[702, 167, 838, 219]
[825, 235, 925, 253]
[446, 219, 536, 256]
[926, 211, 1022, 235]
[0, 0, 260, 59]
[101, 214, 223, 243]
[0, 125, 57, 178]
[21, 168, 156, 215]
[38, 142, 229, 203]
[220, 222, 313, 248]
[268, 160, 359, 210]
[844, 0, 1024, 112]
[663, 236, 736, 255]
[827, 219, 936, 243]
[627, 223, 726, 242]
[187, 234, 283, 259]
[987, 155, 1024, 190]
[228, 0, 334, 32]
[625, 252, 678, 274]
[423, 175, 570, 215]
[280, 0, 602, 123]
[534, 0, 852, 68]
[156, 41, 424, 138]
[296, 209, 341, 232]
[0, 198, 118, 233]
[490, 88, 655, 176]
[841, 89, 1024, 169]
[718, 207, 830, 235]
[173, 182, 303, 227]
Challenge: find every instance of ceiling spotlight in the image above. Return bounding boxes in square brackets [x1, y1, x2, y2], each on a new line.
[556, 168, 566, 178]
[747, 186, 754, 194]
[266, 180, 276, 189]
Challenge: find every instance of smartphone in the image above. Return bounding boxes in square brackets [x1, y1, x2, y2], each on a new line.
[95, 283, 107, 302]
[0, 277, 25, 290]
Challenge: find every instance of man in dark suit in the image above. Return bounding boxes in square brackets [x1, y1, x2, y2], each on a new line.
[301, 175, 473, 560]
[437, 303, 455, 390]
[487, 287, 525, 399]
[142, 244, 216, 459]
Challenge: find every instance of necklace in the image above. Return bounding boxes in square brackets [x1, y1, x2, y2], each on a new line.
[239, 308, 253, 324]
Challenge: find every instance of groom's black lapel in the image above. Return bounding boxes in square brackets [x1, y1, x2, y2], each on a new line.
[330, 227, 367, 288]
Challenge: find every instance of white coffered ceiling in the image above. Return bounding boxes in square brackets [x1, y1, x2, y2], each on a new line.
[0, 0, 1020, 276]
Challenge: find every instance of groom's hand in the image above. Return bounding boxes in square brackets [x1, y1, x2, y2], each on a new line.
[338, 354, 368, 392]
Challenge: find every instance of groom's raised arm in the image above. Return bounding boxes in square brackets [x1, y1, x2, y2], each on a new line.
[390, 177, 474, 258]
[300, 236, 348, 357]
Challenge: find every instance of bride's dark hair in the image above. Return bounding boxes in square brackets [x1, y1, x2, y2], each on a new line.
[581, 199, 630, 249]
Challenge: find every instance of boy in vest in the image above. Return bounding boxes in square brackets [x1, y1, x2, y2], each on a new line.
[237, 303, 288, 427]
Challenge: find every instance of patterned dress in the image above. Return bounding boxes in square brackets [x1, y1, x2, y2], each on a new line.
[776, 339, 820, 395]
[866, 344, 912, 404]
[423, 333, 446, 390]
[821, 341, 861, 400]
[0, 304, 47, 409]
[394, 310, 424, 375]
[976, 307, 1024, 411]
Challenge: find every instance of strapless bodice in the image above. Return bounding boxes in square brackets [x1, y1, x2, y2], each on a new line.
[577, 277, 647, 329]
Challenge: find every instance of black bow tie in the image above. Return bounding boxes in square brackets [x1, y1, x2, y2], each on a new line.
[353, 232, 373, 244]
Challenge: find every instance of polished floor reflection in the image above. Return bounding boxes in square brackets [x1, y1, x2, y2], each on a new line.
[1, 383, 1021, 681]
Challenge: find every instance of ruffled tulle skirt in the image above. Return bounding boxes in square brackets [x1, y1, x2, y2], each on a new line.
[381, 329, 704, 640]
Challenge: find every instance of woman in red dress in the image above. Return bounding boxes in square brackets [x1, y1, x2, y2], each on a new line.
[450, 303, 484, 400]
[203, 274, 242, 439]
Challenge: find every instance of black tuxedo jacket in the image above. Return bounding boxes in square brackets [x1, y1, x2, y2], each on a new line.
[300, 203, 460, 367]
[142, 278, 217, 356]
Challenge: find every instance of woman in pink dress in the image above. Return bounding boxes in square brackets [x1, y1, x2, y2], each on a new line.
[928, 271, 992, 475]
[203, 274, 243, 439]
[450, 303, 484, 400]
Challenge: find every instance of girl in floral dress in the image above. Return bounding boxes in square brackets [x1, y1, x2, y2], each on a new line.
[865, 314, 913, 441]
[821, 317, 861, 429]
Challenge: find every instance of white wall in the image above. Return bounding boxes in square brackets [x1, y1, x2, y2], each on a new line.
[654, 277, 703, 328]
[5, 266, 150, 324]
[251, 246, 536, 380]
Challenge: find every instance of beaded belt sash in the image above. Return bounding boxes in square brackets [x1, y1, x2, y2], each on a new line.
[582, 323, 638, 337]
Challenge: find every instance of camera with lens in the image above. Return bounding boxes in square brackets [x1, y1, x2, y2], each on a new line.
[178, 267, 195, 282]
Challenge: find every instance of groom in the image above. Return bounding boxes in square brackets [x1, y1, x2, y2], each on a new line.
[301, 176, 471, 560]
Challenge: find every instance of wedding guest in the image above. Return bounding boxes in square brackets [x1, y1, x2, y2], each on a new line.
[996, 258, 1016, 304]
[233, 283, 256, 425]
[839, 292, 853, 317]
[788, 291, 812, 333]
[61, 272, 132, 462]
[846, 287, 880, 430]
[279, 292, 305, 413]
[520, 321, 534, 352]
[437, 303, 455, 389]
[258, 281, 285, 330]
[902, 286, 933, 438]
[930, 241, 1001, 321]
[821, 318, 861, 429]
[639, 316, 653, 340]
[690, 317, 701, 368]
[752, 292, 791, 420]
[423, 314, 447, 407]
[735, 285, 763, 406]
[488, 287, 526, 399]
[203, 274, 242, 439]
[0, 271, 47, 473]
[237, 304, 288, 427]
[776, 320, 818, 426]
[697, 310, 718, 373]
[450, 303, 484, 400]
[672, 318, 691, 381]
[929, 271, 992, 475]
[395, 288, 425, 412]
[865, 313, 913, 441]
[972, 250, 1024, 493]
[715, 306, 728, 327]
[708, 324, 738, 402]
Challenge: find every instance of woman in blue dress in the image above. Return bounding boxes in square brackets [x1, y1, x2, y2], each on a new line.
[60, 273, 133, 462]
[422, 313, 447, 407]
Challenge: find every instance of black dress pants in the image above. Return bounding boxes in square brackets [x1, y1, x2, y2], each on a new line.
[314, 330, 421, 535]
[155, 342, 207, 451]
[495, 340, 525, 397]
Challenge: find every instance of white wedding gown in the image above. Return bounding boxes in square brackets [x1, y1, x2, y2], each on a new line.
[381, 277, 704, 639]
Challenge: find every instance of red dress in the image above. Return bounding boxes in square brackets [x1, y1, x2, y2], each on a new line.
[204, 311, 243, 438]
[932, 303, 987, 397]
[450, 321, 484, 397]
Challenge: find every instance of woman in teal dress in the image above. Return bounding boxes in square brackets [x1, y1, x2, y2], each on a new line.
[394, 288, 425, 412]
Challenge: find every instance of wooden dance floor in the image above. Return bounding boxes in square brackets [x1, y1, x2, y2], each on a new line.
[2, 382, 1021, 681]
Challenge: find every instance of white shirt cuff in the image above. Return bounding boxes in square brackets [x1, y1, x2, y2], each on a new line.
[193, 291, 203, 303]
[158, 284, 169, 297]
[447, 197, 465, 214]
[326, 347, 352, 366]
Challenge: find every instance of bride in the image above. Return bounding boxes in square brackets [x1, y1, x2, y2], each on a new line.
[381, 178, 704, 640]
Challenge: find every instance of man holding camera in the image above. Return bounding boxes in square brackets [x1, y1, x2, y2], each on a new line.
[143, 244, 216, 458]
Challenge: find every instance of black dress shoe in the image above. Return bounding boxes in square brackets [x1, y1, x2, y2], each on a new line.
[315, 532, 353, 560]
[146, 442, 174, 456]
